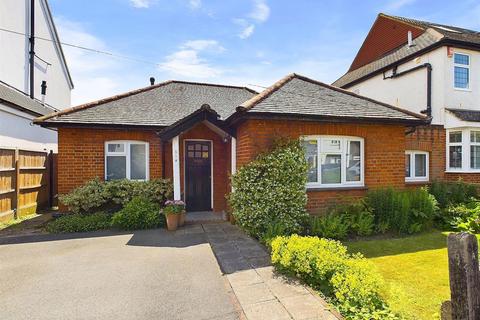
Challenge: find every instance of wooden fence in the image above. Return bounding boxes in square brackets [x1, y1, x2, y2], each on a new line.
[0, 148, 57, 222]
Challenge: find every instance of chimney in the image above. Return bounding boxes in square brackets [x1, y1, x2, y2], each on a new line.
[407, 31, 414, 47]
[149, 77, 155, 86]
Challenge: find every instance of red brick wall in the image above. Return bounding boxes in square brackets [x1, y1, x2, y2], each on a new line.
[235, 119, 406, 214]
[405, 125, 480, 184]
[405, 125, 445, 182]
[349, 15, 424, 72]
[57, 128, 162, 210]
[58, 124, 231, 213]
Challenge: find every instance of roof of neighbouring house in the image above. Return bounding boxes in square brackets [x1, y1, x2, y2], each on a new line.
[35, 80, 257, 127]
[333, 13, 480, 88]
[446, 108, 480, 122]
[235, 73, 427, 124]
[0, 81, 58, 116]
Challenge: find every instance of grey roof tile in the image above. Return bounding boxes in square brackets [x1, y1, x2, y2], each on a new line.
[40, 81, 256, 127]
[446, 108, 480, 122]
[0, 81, 57, 116]
[242, 74, 426, 123]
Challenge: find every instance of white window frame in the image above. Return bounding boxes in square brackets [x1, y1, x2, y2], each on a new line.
[104, 140, 149, 181]
[405, 150, 429, 182]
[301, 135, 364, 189]
[453, 52, 470, 91]
[445, 128, 480, 173]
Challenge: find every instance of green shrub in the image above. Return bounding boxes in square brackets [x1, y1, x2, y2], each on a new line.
[111, 196, 163, 230]
[46, 212, 112, 233]
[271, 235, 398, 319]
[366, 187, 437, 234]
[348, 210, 375, 237]
[443, 201, 480, 233]
[309, 214, 350, 240]
[229, 139, 309, 238]
[261, 221, 291, 246]
[429, 180, 477, 209]
[60, 178, 172, 214]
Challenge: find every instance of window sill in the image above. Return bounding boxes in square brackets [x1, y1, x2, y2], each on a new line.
[307, 186, 367, 192]
[405, 180, 430, 185]
[453, 88, 472, 92]
[445, 170, 480, 174]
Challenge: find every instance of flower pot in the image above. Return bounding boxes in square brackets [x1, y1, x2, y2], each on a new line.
[166, 214, 179, 231]
[178, 211, 186, 227]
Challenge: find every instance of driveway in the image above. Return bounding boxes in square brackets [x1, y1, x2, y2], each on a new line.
[0, 226, 240, 320]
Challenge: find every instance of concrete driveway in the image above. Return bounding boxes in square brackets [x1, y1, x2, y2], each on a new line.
[0, 226, 240, 320]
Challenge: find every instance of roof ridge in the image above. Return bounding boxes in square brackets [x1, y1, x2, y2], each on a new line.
[169, 80, 257, 93]
[382, 13, 480, 34]
[284, 73, 428, 121]
[239, 73, 297, 111]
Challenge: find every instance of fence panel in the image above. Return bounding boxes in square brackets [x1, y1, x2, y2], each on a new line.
[0, 148, 56, 222]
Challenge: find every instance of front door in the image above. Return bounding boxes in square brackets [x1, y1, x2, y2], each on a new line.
[185, 141, 212, 211]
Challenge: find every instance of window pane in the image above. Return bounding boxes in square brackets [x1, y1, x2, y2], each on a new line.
[346, 141, 361, 182]
[302, 140, 318, 183]
[454, 66, 469, 89]
[321, 139, 341, 152]
[471, 146, 480, 169]
[130, 144, 146, 180]
[471, 131, 480, 143]
[449, 146, 462, 168]
[405, 154, 411, 177]
[108, 143, 124, 153]
[106, 156, 126, 180]
[449, 131, 462, 143]
[454, 53, 469, 65]
[414, 154, 427, 177]
[321, 154, 341, 184]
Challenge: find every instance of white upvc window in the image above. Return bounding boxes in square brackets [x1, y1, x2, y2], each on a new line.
[405, 151, 429, 182]
[105, 141, 149, 181]
[301, 136, 364, 189]
[446, 129, 480, 172]
[453, 52, 470, 90]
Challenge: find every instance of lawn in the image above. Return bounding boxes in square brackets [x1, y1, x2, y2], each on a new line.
[344, 231, 480, 320]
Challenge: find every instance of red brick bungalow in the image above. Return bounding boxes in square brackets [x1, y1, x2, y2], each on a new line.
[34, 74, 428, 215]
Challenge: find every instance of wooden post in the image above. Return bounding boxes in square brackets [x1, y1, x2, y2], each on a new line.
[447, 232, 480, 320]
[14, 148, 20, 219]
[48, 150, 53, 208]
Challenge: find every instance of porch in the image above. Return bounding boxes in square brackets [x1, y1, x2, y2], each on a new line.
[160, 105, 237, 214]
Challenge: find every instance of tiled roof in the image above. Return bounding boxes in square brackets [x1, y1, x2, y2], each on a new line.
[0, 81, 57, 116]
[239, 74, 427, 123]
[446, 108, 480, 122]
[333, 14, 480, 88]
[37, 80, 256, 127]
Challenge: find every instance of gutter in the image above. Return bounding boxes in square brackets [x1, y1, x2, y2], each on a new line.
[383, 63, 433, 117]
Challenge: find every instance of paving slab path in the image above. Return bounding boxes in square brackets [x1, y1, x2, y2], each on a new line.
[202, 223, 342, 320]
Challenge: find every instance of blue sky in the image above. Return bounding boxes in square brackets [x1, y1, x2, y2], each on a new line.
[49, 0, 480, 105]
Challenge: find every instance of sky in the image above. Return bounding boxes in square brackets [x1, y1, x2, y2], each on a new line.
[48, 0, 480, 105]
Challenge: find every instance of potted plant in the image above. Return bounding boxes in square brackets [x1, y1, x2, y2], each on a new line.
[163, 200, 185, 230]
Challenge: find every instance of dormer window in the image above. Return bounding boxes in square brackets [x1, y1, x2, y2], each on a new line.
[454, 53, 470, 90]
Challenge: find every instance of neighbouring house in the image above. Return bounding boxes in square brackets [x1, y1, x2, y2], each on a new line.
[0, 0, 72, 151]
[334, 13, 480, 184]
[34, 74, 427, 214]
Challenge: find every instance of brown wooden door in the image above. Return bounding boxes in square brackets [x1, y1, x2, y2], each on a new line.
[185, 141, 212, 211]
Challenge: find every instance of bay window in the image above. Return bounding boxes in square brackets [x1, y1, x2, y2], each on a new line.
[301, 136, 364, 188]
[105, 141, 149, 180]
[447, 129, 480, 172]
[405, 151, 429, 182]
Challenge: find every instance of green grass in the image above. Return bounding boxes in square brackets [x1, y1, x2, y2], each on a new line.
[0, 214, 40, 231]
[345, 231, 480, 320]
